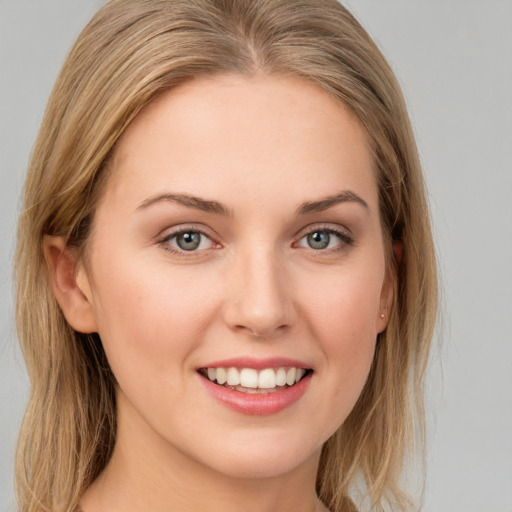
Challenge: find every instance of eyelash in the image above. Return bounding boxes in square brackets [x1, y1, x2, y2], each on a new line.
[157, 224, 354, 258]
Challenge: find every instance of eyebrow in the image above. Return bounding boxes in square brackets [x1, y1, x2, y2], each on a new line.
[136, 193, 232, 216]
[136, 189, 368, 216]
[296, 190, 369, 215]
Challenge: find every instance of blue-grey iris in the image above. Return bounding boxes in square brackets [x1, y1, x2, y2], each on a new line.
[176, 232, 201, 251]
[307, 231, 330, 249]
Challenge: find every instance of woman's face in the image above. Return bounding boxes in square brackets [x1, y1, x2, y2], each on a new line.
[77, 75, 392, 478]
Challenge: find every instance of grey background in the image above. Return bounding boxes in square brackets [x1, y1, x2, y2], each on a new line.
[1, 1, 511, 511]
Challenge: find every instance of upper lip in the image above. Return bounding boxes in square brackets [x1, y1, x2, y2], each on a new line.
[198, 356, 312, 370]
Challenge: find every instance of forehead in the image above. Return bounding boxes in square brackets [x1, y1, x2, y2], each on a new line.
[105, 74, 377, 213]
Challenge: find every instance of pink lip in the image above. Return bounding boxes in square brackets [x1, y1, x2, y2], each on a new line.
[197, 365, 312, 416]
[199, 356, 310, 370]
[199, 373, 311, 415]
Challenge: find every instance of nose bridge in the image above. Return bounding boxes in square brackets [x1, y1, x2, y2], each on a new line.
[224, 244, 293, 337]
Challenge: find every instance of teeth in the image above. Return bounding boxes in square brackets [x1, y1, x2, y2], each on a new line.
[226, 367, 240, 386]
[203, 366, 308, 390]
[286, 367, 296, 386]
[276, 367, 287, 386]
[258, 368, 276, 388]
[295, 368, 305, 383]
[240, 368, 258, 388]
[216, 367, 227, 385]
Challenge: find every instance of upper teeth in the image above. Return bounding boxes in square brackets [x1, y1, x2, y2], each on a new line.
[205, 367, 306, 389]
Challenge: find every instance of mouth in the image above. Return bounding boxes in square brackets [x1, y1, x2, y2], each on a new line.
[198, 366, 313, 394]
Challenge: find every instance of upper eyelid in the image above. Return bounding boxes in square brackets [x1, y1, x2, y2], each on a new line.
[155, 222, 353, 246]
[295, 222, 353, 239]
[157, 223, 217, 241]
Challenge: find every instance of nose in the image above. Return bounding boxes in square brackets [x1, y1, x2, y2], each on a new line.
[222, 248, 295, 339]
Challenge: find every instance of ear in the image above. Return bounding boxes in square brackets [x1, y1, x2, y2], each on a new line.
[376, 240, 402, 333]
[393, 239, 404, 264]
[43, 235, 98, 333]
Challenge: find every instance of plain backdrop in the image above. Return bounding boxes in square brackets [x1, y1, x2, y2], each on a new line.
[1, 1, 511, 511]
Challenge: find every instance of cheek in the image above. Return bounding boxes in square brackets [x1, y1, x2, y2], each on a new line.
[299, 265, 382, 410]
[302, 263, 383, 344]
[89, 257, 221, 382]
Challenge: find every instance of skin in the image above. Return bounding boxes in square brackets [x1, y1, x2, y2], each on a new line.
[47, 75, 393, 512]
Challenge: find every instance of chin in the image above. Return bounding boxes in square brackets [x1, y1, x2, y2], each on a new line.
[191, 430, 323, 480]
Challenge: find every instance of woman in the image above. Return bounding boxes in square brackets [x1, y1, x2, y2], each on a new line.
[14, 1, 437, 511]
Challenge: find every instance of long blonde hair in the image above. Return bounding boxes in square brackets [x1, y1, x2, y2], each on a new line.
[15, 1, 437, 511]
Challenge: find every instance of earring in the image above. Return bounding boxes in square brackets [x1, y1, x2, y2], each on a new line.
[380, 303, 388, 319]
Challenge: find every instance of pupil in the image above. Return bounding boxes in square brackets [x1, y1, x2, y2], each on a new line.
[308, 231, 330, 249]
[177, 232, 200, 250]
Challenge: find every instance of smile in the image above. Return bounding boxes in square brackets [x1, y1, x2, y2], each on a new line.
[199, 367, 311, 394]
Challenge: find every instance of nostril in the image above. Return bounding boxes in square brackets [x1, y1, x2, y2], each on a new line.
[233, 322, 289, 339]
[221, 258, 295, 337]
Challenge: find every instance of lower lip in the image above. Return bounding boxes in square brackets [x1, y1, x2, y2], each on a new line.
[199, 373, 312, 416]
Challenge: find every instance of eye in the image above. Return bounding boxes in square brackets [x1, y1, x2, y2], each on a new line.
[305, 231, 332, 250]
[160, 228, 216, 254]
[295, 227, 353, 251]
